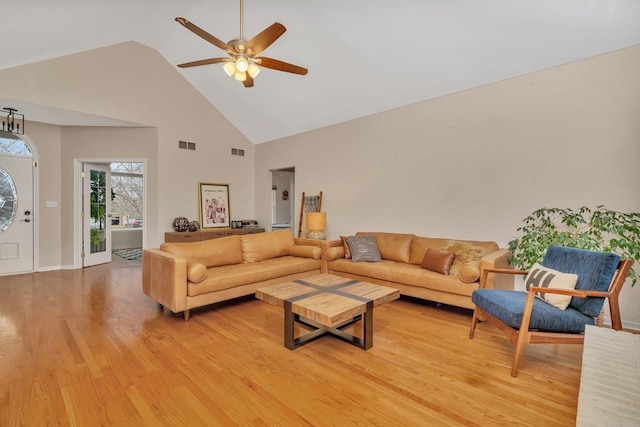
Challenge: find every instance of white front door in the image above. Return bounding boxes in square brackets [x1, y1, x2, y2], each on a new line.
[0, 155, 34, 274]
[83, 163, 112, 267]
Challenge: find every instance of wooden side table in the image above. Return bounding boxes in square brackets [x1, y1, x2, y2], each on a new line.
[164, 228, 264, 243]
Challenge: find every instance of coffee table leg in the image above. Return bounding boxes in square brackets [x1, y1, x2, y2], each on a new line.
[284, 300, 295, 349]
[285, 299, 374, 350]
[363, 300, 373, 350]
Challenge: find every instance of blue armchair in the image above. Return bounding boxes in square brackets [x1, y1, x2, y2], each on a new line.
[469, 245, 632, 377]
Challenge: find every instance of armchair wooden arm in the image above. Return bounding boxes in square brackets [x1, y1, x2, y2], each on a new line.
[529, 287, 610, 299]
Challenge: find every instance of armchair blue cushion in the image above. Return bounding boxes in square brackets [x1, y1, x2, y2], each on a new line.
[542, 245, 621, 317]
[471, 290, 595, 333]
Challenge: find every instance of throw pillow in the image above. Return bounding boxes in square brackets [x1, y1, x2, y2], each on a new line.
[440, 240, 483, 275]
[340, 235, 352, 259]
[458, 261, 481, 283]
[187, 263, 207, 283]
[346, 235, 382, 262]
[525, 262, 579, 310]
[421, 249, 455, 275]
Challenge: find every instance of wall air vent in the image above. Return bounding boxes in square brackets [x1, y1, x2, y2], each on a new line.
[178, 140, 196, 150]
[231, 148, 245, 157]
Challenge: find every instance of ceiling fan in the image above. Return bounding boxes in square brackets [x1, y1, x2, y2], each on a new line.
[175, 0, 308, 88]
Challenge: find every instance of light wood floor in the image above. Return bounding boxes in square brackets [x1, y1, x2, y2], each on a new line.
[0, 260, 585, 426]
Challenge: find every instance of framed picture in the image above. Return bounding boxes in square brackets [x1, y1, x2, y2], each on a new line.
[199, 182, 230, 229]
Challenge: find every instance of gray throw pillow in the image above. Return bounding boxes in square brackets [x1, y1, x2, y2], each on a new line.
[346, 235, 382, 262]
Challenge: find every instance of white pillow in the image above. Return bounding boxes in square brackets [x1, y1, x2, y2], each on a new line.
[525, 263, 578, 310]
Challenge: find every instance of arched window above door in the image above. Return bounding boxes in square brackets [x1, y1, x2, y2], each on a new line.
[0, 131, 32, 156]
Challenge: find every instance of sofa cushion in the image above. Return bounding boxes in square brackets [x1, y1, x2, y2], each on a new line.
[241, 229, 295, 263]
[356, 232, 412, 263]
[346, 235, 382, 262]
[525, 262, 578, 310]
[160, 235, 243, 268]
[441, 240, 483, 275]
[188, 255, 321, 296]
[458, 261, 481, 283]
[290, 245, 322, 260]
[409, 237, 499, 266]
[329, 259, 476, 296]
[421, 249, 455, 275]
[187, 263, 207, 283]
[326, 246, 345, 261]
[340, 236, 352, 259]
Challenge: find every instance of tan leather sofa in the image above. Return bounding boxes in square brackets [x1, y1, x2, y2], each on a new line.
[143, 229, 325, 320]
[324, 232, 513, 310]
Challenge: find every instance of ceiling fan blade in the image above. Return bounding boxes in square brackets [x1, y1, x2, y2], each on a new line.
[243, 75, 254, 88]
[177, 58, 228, 68]
[257, 57, 308, 75]
[246, 23, 286, 55]
[175, 17, 232, 53]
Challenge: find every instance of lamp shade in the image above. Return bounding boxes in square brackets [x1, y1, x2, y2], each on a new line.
[306, 212, 326, 231]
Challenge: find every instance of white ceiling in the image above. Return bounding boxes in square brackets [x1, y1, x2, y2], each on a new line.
[2, 1, 639, 144]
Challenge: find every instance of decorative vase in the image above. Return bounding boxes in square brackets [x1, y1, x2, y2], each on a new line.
[172, 217, 189, 232]
[188, 220, 200, 232]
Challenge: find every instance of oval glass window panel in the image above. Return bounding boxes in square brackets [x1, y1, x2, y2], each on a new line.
[0, 168, 18, 232]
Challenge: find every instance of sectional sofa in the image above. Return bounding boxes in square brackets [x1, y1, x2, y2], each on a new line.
[142, 229, 326, 320]
[324, 232, 513, 310]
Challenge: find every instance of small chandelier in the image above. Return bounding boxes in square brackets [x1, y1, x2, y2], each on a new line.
[2, 108, 24, 135]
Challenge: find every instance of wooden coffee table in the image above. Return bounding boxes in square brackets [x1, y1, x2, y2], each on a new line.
[255, 274, 399, 350]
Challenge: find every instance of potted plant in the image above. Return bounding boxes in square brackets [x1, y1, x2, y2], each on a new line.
[508, 206, 640, 286]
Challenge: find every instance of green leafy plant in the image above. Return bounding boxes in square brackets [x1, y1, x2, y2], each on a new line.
[508, 206, 640, 286]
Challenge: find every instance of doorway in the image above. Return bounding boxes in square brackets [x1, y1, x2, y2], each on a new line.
[271, 168, 295, 234]
[0, 131, 36, 275]
[76, 159, 145, 267]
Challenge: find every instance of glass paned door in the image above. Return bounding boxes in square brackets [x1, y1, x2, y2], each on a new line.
[83, 163, 111, 266]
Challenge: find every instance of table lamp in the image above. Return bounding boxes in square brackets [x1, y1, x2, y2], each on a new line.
[306, 212, 326, 240]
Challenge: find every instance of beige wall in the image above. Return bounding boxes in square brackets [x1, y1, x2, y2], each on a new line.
[0, 41, 255, 264]
[22, 121, 62, 269]
[60, 126, 158, 267]
[256, 45, 640, 328]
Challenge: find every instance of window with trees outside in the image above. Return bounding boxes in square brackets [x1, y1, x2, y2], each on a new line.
[110, 162, 143, 229]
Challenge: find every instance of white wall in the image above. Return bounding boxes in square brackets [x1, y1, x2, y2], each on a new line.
[256, 45, 640, 328]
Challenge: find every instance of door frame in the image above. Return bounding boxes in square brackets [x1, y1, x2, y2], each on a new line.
[0, 133, 39, 274]
[73, 158, 147, 268]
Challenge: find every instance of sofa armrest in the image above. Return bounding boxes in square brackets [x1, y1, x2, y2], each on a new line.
[325, 239, 344, 248]
[292, 238, 339, 273]
[479, 249, 515, 290]
[293, 237, 332, 250]
[142, 249, 188, 313]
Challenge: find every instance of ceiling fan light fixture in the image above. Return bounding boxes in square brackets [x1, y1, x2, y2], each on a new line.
[234, 70, 247, 81]
[235, 56, 248, 72]
[223, 61, 236, 76]
[247, 62, 260, 78]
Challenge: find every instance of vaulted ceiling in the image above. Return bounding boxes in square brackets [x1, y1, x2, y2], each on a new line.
[2, 1, 639, 144]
